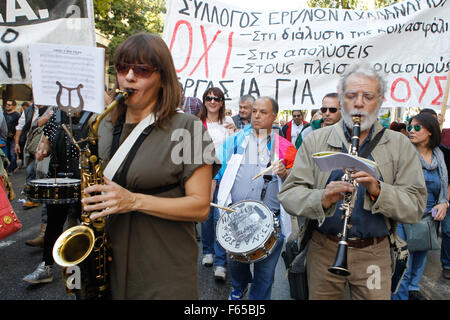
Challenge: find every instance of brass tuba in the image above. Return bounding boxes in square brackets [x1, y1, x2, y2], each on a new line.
[52, 89, 133, 299]
[328, 115, 361, 276]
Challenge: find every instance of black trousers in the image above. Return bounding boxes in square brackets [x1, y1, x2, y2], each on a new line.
[43, 202, 81, 265]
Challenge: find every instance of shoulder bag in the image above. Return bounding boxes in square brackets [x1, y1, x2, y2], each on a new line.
[402, 213, 440, 251]
[0, 176, 22, 240]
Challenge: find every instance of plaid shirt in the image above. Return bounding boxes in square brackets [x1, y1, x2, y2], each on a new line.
[183, 97, 202, 116]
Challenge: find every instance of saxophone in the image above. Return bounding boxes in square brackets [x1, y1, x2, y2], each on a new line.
[52, 89, 133, 299]
[328, 115, 361, 277]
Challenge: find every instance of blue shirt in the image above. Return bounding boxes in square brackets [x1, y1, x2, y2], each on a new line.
[423, 167, 440, 214]
[318, 125, 389, 238]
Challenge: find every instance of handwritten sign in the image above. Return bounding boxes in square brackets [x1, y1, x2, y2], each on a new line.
[29, 43, 104, 114]
[162, 0, 450, 109]
[0, 0, 96, 84]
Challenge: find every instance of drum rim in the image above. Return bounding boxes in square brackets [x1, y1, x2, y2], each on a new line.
[28, 178, 81, 185]
[216, 199, 276, 255]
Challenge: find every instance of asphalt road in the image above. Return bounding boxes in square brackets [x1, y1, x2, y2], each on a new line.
[0, 166, 291, 301]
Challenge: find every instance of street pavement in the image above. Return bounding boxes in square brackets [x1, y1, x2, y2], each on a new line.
[1, 167, 449, 300]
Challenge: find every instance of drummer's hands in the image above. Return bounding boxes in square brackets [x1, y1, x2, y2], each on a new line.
[272, 160, 288, 181]
[82, 177, 136, 219]
[35, 148, 48, 161]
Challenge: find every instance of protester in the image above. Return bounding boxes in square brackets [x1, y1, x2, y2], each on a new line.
[232, 95, 254, 130]
[215, 96, 296, 300]
[23, 109, 93, 284]
[199, 86, 236, 281]
[282, 110, 307, 145]
[419, 108, 450, 280]
[18, 101, 31, 166]
[278, 63, 427, 299]
[81, 32, 218, 299]
[295, 93, 341, 149]
[389, 121, 408, 136]
[391, 113, 448, 300]
[178, 82, 202, 116]
[3, 100, 21, 174]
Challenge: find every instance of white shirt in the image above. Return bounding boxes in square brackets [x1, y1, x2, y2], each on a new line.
[207, 116, 234, 152]
[290, 122, 304, 145]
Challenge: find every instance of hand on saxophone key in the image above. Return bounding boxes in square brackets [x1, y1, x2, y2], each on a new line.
[321, 181, 354, 209]
[82, 177, 137, 219]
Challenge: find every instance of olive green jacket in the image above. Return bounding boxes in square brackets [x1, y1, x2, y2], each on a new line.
[278, 120, 427, 244]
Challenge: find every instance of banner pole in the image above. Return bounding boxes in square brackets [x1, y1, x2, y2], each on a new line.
[440, 69, 450, 130]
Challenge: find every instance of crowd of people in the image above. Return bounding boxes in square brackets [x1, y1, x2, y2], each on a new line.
[1, 32, 449, 301]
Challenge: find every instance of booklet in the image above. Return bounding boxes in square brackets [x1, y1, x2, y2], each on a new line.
[312, 151, 380, 179]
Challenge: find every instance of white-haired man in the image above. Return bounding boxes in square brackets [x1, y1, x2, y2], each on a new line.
[278, 63, 427, 300]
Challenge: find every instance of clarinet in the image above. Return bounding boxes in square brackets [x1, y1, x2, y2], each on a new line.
[328, 115, 361, 276]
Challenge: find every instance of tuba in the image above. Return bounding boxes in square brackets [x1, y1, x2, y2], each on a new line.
[328, 115, 361, 276]
[52, 89, 133, 299]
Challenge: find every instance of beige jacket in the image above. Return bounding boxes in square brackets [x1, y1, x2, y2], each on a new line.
[278, 120, 427, 243]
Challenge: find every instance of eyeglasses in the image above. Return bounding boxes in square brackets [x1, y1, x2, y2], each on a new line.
[343, 91, 379, 103]
[320, 107, 339, 113]
[292, 114, 302, 118]
[115, 63, 157, 78]
[205, 96, 223, 102]
[407, 124, 422, 132]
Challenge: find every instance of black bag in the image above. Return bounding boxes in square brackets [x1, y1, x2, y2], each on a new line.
[281, 239, 309, 300]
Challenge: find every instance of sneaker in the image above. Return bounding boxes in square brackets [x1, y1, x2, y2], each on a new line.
[23, 201, 39, 209]
[202, 254, 214, 267]
[408, 290, 426, 300]
[214, 266, 226, 281]
[229, 286, 248, 300]
[443, 269, 450, 280]
[23, 262, 53, 284]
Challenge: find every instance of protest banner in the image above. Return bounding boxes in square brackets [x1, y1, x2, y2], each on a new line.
[163, 0, 450, 110]
[0, 0, 96, 84]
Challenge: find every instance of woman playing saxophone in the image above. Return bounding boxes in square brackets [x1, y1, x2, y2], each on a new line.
[81, 33, 219, 299]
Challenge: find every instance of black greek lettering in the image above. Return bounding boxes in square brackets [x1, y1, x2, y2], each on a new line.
[1, 28, 19, 44]
[17, 51, 26, 79]
[179, 0, 190, 16]
[220, 8, 230, 27]
[218, 80, 233, 97]
[249, 12, 261, 27]
[239, 12, 249, 28]
[0, 51, 12, 78]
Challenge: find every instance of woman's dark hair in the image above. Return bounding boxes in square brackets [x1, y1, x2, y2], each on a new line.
[389, 121, 406, 132]
[409, 113, 441, 149]
[199, 87, 226, 124]
[111, 33, 180, 127]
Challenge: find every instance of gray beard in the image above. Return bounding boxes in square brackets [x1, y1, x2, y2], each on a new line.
[341, 108, 379, 132]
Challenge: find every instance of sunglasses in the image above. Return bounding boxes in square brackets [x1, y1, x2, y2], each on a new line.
[320, 107, 339, 113]
[292, 114, 302, 118]
[205, 96, 223, 102]
[407, 124, 423, 132]
[115, 63, 157, 78]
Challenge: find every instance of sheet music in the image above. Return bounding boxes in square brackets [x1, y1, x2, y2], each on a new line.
[29, 43, 105, 114]
[312, 151, 380, 179]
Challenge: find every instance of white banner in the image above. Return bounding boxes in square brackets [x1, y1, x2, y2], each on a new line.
[0, 0, 96, 84]
[163, 0, 450, 110]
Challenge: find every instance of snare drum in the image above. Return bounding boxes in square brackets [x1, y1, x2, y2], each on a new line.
[25, 178, 81, 204]
[216, 200, 281, 263]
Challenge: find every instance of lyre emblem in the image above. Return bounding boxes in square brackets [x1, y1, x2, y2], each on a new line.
[56, 81, 84, 114]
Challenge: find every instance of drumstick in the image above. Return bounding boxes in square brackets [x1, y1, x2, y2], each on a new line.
[210, 202, 236, 213]
[252, 159, 284, 180]
[62, 124, 82, 152]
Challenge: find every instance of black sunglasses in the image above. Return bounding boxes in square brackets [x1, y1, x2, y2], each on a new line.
[205, 96, 223, 102]
[407, 124, 422, 132]
[292, 115, 302, 118]
[320, 107, 339, 113]
[115, 63, 157, 78]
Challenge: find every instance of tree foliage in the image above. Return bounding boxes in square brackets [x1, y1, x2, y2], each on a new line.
[93, 0, 166, 65]
[307, 0, 401, 9]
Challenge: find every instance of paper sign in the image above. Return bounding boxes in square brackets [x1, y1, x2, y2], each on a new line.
[29, 43, 105, 114]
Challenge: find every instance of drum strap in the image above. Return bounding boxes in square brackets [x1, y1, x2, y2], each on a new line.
[110, 122, 179, 196]
[260, 161, 273, 201]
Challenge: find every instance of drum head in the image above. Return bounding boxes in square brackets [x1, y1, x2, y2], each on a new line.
[216, 200, 274, 255]
[29, 178, 80, 185]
